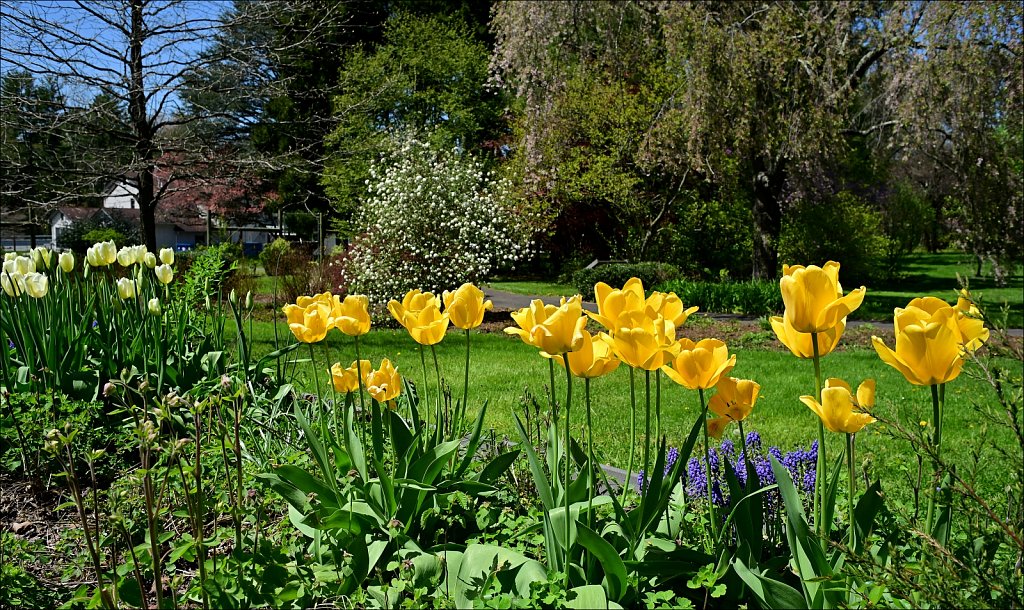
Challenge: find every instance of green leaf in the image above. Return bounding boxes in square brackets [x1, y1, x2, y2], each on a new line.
[733, 556, 808, 610]
[513, 411, 553, 510]
[853, 480, 884, 553]
[475, 449, 521, 486]
[576, 523, 628, 602]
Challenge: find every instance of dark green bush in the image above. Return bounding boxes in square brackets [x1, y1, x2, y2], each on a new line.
[778, 190, 889, 286]
[259, 237, 292, 276]
[655, 279, 782, 316]
[570, 262, 680, 300]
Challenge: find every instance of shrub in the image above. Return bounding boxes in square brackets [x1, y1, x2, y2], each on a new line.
[778, 190, 889, 286]
[57, 215, 141, 253]
[655, 278, 782, 316]
[345, 133, 534, 305]
[259, 237, 292, 276]
[570, 262, 680, 300]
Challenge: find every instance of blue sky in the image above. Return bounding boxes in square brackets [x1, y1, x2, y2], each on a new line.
[1, 0, 228, 111]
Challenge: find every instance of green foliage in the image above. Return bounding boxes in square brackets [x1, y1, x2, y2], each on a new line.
[879, 183, 933, 278]
[258, 237, 292, 276]
[661, 178, 753, 280]
[655, 279, 781, 316]
[57, 218, 140, 254]
[569, 262, 680, 300]
[177, 243, 238, 307]
[778, 191, 889, 285]
[323, 11, 505, 229]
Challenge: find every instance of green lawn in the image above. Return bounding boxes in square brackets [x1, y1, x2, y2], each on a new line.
[485, 280, 577, 297]
[238, 319, 1016, 505]
[860, 251, 1023, 326]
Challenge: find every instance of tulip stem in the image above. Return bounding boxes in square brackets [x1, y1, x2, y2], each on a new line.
[548, 357, 558, 417]
[622, 366, 637, 506]
[585, 377, 594, 551]
[308, 343, 325, 436]
[643, 369, 652, 497]
[924, 383, 945, 544]
[700, 388, 718, 549]
[354, 335, 368, 444]
[420, 347, 430, 435]
[563, 355, 573, 591]
[430, 344, 444, 438]
[811, 332, 826, 548]
[655, 370, 662, 447]
[847, 432, 856, 552]
[462, 328, 471, 436]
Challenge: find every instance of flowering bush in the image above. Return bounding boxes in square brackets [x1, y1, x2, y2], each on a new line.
[346, 134, 534, 304]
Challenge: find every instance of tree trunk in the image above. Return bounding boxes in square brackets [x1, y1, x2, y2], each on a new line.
[751, 162, 784, 280]
[130, 0, 157, 251]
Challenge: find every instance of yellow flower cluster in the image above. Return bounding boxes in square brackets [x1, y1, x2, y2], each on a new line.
[387, 283, 493, 346]
[282, 291, 372, 343]
[330, 358, 401, 404]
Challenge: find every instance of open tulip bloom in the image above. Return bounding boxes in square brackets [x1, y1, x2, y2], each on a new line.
[443, 283, 493, 434]
[872, 293, 989, 542]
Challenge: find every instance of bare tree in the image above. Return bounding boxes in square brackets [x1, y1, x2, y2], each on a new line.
[0, 0, 351, 249]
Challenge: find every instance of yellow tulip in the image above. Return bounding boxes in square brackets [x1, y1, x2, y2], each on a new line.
[770, 315, 846, 359]
[117, 245, 144, 267]
[4, 256, 34, 275]
[155, 264, 174, 285]
[546, 330, 621, 378]
[662, 338, 736, 390]
[366, 358, 401, 404]
[24, 272, 48, 298]
[87, 240, 117, 267]
[780, 261, 865, 334]
[898, 294, 989, 354]
[148, 297, 161, 316]
[872, 306, 965, 386]
[331, 294, 371, 336]
[330, 360, 372, 393]
[116, 277, 136, 300]
[506, 296, 587, 356]
[388, 289, 450, 345]
[505, 299, 559, 348]
[58, 251, 74, 273]
[143, 252, 157, 268]
[604, 310, 678, 370]
[296, 291, 333, 309]
[159, 248, 175, 266]
[283, 302, 330, 343]
[644, 290, 699, 328]
[708, 376, 760, 422]
[589, 277, 647, 332]
[707, 416, 731, 439]
[800, 378, 876, 434]
[442, 283, 493, 330]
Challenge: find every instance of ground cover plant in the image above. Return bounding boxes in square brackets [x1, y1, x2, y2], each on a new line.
[1, 243, 1021, 608]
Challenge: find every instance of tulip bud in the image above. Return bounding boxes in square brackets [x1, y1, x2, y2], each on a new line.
[148, 297, 161, 316]
[154, 264, 173, 285]
[31, 247, 52, 270]
[143, 252, 157, 268]
[116, 277, 136, 299]
[245, 291, 253, 309]
[1, 271, 24, 297]
[159, 248, 174, 266]
[23, 272, 48, 298]
[229, 289, 238, 306]
[59, 251, 74, 273]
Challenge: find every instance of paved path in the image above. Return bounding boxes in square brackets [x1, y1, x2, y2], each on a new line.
[482, 287, 1023, 336]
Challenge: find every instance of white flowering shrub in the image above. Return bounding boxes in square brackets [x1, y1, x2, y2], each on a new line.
[347, 135, 534, 305]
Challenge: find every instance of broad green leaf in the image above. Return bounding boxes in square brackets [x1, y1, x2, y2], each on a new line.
[575, 523, 628, 602]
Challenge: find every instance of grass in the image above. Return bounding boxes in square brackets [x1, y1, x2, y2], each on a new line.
[236, 318, 1017, 506]
[485, 280, 577, 297]
[860, 251, 1023, 326]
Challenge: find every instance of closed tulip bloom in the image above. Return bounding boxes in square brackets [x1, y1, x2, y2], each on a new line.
[644, 291, 699, 328]
[143, 252, 157, 268]
[547, 330, 621, 378]
[606, 310, 678, 370]
[872, 306, 965, 386]
[148, 297, 161, 316]
[1, 271, 24, 297]
[801, 378, 876, 434]
[88, 240, 117, 267]
[4, 256, 35, 275]
[116, 246, 137, 267]
[707, 416, 731, 439]
[283, 302, 330, 343]
[116, 277, 136, 300]
[780, 261, 866, 334]
[388, 289, 450, 345]
[59, 251, 74, 273]
[23, 272, 48, 298]
[30, 247, 52, 270]
[708, 376, 760, 422]
[159, 248, 174, 265]
[331, 294, 371, 336]
[663, 338, 737, 390]
[770, 315, 846, 358]
[589, 277, 647, 333]
[506, 299, 559, 348]
[366, 358, 401, 404]
[155, 264, 174, 285]
[443, 283, 493, 330]
[330, 359, 372, 393]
